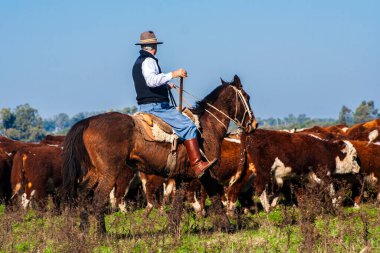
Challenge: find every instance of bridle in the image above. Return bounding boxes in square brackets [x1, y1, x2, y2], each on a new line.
[174, 85, 254, 131]
[204, 85, 254, 131]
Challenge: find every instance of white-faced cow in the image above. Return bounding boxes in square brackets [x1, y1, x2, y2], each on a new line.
[245, 129, 360, 212]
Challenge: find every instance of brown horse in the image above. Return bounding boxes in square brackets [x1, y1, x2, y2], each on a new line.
[62, 75, 257, 234]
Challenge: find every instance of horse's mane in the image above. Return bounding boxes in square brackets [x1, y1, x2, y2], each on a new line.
[192, 79, 238, 116]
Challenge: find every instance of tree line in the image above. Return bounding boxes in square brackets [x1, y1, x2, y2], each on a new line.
[0, 101, 378, 142]
[258, 100, 379, 130]
[0, 104, 137, 142]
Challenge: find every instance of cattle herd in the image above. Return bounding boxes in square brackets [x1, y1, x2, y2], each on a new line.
[0, 119, 379, 222]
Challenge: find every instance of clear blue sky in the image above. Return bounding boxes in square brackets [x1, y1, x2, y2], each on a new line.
[0, 0, 379, 119]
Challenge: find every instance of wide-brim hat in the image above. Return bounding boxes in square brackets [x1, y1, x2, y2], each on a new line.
[135, 31, 163, 45]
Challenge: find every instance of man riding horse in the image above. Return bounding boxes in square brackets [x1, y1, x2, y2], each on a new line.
[132, 31, 217, 178]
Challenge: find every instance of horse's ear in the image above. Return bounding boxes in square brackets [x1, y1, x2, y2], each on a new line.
[233, 75, 242, 89]
[220, 78, 227, 85]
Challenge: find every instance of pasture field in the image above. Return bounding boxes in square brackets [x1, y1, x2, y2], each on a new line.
[0, 199, 379, 253]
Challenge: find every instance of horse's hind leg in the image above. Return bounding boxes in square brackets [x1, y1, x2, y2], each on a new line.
[92, 176, 116, 234]
[78, 172, 100, 233]
[79, 173, 115, 234]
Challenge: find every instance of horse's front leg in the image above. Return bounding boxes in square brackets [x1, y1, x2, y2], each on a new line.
[199, 172, 233, 232]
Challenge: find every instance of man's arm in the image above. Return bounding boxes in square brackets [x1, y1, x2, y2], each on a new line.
[142, 58, 172, 88]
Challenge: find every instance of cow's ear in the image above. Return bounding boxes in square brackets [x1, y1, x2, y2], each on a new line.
[336, 140, 346, 150]
[232, 75, 242, 89]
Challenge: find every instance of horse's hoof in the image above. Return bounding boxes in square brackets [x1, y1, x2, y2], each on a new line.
[224, 224, 236, 234]
[243, 208, 252, 215]
[195, 210, 205, 218]
[227, 210, 237, 219]
[158, 207, 165, 216]
[143, 209, 152, 218]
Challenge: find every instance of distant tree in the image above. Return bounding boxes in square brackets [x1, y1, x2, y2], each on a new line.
[54, 113, 70, 131]
[2, 104, 46, 141]
[284, 114, 296, 126]
[297, 114, 310, 125]
[353, 100, 379, 123]
[258, 113, 337, 130]
[0, 108, 16, 130]
[14, 104, 43, 133]
[28, 127, 46, 142]
[4, 128, 22, 140]
[70, 111, 102, 126]
[70, 112, 87, 126]
[121, 106, 138, 115]
[43, 118, 56, 132]
[338, 105, 353, 125]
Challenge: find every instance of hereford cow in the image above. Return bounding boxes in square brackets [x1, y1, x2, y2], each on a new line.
[294, 125, 345, 141]
[348, 141, 380, 205]
[179, 133, 257, 217]
[40, 135, 65, 146]
[0, 136, 38, 203]
[11, 145, 63, 209]
[0, 151, 12, 203]
[137, 172, 177, 216]
[346, 127, 380, 143]
[347, 119, 380, 135]
[322, 124, 349, 135]
[109, 169, 143, 212]
[245, 129, 360, 212]
[343, 119, 380, 143]
[216, 134, 257, 216]
[294, 122, 380, 206]
[295, 120, 380, 143]
[134, 172, 206, 218]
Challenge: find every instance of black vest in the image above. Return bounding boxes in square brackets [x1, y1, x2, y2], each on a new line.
[132, 50, 169, 105]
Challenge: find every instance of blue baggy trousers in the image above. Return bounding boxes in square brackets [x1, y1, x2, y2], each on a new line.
[139, 102, 198, 141]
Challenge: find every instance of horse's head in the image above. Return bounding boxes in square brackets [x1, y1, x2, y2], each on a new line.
[221, 75, 258, 133]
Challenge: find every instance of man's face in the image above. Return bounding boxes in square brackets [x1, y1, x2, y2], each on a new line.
[152, 44, 157, 55]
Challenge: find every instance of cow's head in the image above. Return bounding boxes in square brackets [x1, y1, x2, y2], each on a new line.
[335, 140, 360, 174]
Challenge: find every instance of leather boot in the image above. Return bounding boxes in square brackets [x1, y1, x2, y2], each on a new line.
[184, 138, 217, 178]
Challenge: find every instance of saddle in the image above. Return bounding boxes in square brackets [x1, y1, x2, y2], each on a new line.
[133, 108, 200, 176]
[133, 107, 200, 143]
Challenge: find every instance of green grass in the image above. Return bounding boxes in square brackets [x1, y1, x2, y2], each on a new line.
[0, 203, 379, 252]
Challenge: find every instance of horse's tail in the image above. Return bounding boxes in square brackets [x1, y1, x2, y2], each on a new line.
[62, 118, 92, 203]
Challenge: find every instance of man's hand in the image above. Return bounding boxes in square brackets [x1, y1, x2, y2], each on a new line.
[172, 68, 188, 78]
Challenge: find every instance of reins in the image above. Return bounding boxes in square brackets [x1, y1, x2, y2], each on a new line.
[172, 85, 253, 131]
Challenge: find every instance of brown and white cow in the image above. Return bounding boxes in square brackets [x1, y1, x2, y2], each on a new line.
[137, 172, 177, 216]
[216, 134, 257, 216]
[294, 125, 345, 141]
[294, 120, 380, 144]
[136, 173, 206, 218]
[348, 141, 380, 205]
[336, 119, 380, 143]
[0, 136, 38, 203]
[109, 169, 144, 212]
[0, 151, 12, 203]
[40, 135, 65, 146]
[245, 129, 360, 212]
[11, 144, 63, 209]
